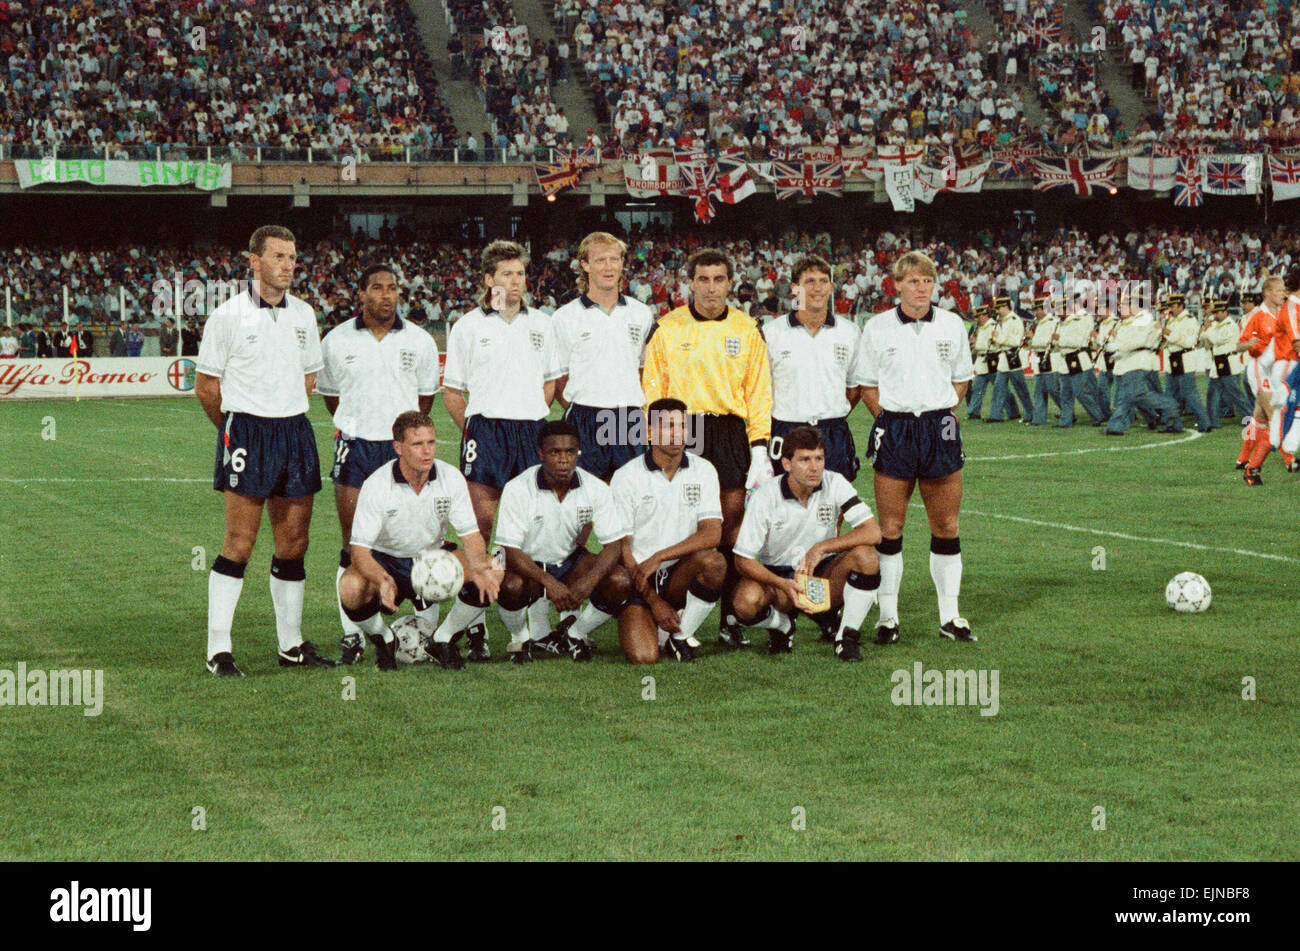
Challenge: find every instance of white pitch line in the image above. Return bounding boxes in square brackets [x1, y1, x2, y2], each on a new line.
[961, 507, 1299, 564]
[0, 476, 208, 483]
[967, 429, 1205, 461]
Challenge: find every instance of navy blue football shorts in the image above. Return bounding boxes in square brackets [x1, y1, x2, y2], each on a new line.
[868, 409, 964, 481]
[769, 416, 859, 481]
[565, 403, 645, 480]
[331, 434, 397, 488]
[460, 415, 544, 490]
[213, 412, 321, 498]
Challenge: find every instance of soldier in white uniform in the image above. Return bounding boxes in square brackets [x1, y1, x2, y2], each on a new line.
[1026, 296, 1061, 425]
[316, 263, 441, 664]
[966, 305, 996, 420]
[1159, 293, 1213, 432]
[195, 225, 333, 676]
[1103, 291, 1182, 436]
[987, 296, 1032, 422]
[1200, 297, 1254, 425]
[1052, 297, 1108, 427]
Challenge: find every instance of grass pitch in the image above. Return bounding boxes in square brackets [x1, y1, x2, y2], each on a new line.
[1, 396, 1296, 860]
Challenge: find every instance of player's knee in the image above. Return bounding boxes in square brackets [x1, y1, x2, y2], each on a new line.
[849, 545, 878, 573]
[731, 583, 766, 623]
[698, 549, 727, 587]
[604, 567, 634, 604]
[338, 568, 370, 608]
[496, 572, 530, 610]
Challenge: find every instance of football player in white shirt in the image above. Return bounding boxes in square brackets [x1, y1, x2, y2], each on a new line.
[551, 232, 656, 481]
[339, 411, 502, 670]
[195, 225, 334, 676]
[731, 427, 882, 660]
[763, 254, 862, 482]
[611, 398, 727, 663]
[853, 251, 975, 645]
[317, 264, 441, 665]
[442, 240, 561, 659]
[493, 421, 632, 663]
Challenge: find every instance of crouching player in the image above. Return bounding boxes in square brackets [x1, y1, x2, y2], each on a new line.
[730, 426, 881, 660]
[494, 421, 632, 663]
[338, 411, 501, 669]
[610, 398, 727, 663]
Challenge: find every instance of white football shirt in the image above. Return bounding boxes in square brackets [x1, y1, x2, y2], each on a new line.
[442, 305, 562, 420]
[350, 459, 479, 559]
[610, 450, 722, 565]
[494, 464, 628, 564]
[550, 293, 656, 407]
[734, 471, 873, 568]
[316, 315, 441, 441]
[196, 289, 323, 417]
[852, 305, 973, 413]
[763, 311, 861, 421]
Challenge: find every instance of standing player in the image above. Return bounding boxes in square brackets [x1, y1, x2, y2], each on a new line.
[442, 240, 561, 659]
[762, 254, 862, 480]
[338, 411, 501, 670]
[1267, 267, 1300, 460]
[640, 249, 771, 649]
[493, 421, 632, 663]
[1234, 280, 1282, 476]
[731, 426, 882, 661]
[317, 263, 441, 665]
[551, 232, 656, 480]
[195, 225, 333, 675]
[853, 251, 975, 644]
[611, 398, 728, 663]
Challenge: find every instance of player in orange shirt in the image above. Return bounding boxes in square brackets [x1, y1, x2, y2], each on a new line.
[1239, 275, 1295, 483]
[1269, 268, 1300, 453]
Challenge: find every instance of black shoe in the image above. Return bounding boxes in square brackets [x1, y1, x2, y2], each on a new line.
[939, 617, 977, 642]
[1287, 460, 1300, 474]
[569, 636, 594, 662]
[1244, 467, 1263, 486]
[663, 635, 696, 662]
[767, 617, 794, 654]
[508, 644, 533, 664]
[278, 641, 337, 667]
[874, 621, 900, 645]
[465, 622, 490, 663]
[1234, 460, 1248, 470]
[530, 630, 570, 656]
[427, 641, 466, 670]
[206, 652, 244, 677]
[815, 609, 842, 643]
[835, 628, 863, 662]
[340, 635, 364, 665]
[367, 633, 397, 671]
[718, 614, 751, 647]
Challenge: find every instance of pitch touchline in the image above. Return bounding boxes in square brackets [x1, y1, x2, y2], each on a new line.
[967, 430, 1204, 461]
[960, 508, 1299, 564]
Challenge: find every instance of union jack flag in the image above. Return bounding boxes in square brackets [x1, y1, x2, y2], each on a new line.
[771, 161, 843, 200]
[991, 146, 1045, 179]
[1202, 160, 1247, 194]
[1028, 20, 1061, 46]
[1268, 156, 1300, 201]
[1031, 157, 1116, 195]
[534, 163, 580, 197]
[1173, 159, 1202, 207]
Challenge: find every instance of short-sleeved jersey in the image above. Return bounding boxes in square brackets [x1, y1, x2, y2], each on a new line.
[1240, 306, 1278, 359]
[494, 464, 627, 564]
[762, 311, 860, 421]
[609, 450, 722, 564]
[316, 316, 441, 440]
[196, 289, 323, 417]
[442, 305, 562, 420]
[1273, 297, 1300, 362]
[641, 302, 772, 443]
[350, 459, 478, 559]
[734, 470, 873, 568]
[852, 305, 973, 413]
[550, 293, 656, 407]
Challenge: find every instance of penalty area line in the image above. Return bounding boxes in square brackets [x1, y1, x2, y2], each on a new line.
[967, 429, 1204, 461]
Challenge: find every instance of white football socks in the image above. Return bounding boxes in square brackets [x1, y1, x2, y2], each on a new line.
[528, 598, 551, 639]
[877, 549, 903, 623]
[434, 597, 485, 643]
[677, 591, 717, 641]
[207, 569, 243, 659]
[838, 572, 880, 640]
[337, 566, 364, 640]
[499, 605, 529, 649]
[930, 539, 963, 625]
[569, 603, 611, 639]
[269, 575, 305, 653]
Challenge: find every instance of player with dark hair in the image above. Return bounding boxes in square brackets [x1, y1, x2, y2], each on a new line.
[641, 248, 771, 650]
[317, 263, 441, 664]
[492, 420, 632, 663]
[853, 251, 975, 645]
[730, 426, 882, 660]
[195, 225, 335, 676]
[611, 398, 727, 663]
[441, 239, 561, 660]
[339, 411, 501, 669]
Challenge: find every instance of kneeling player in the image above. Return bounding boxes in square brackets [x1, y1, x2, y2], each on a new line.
[338, 411, 501, 669]
[730, 426, 881, 660]
[611, 398, 727, 663]
[494, 421, 632, 663]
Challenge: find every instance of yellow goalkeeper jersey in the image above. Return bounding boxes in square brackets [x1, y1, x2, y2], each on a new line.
[641, 302, 772, 443]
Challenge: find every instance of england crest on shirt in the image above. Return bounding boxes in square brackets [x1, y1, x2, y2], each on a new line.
[725, 335, 741, 356]
[816, 503, 835, 524]
[576, 504, 593, 526]
[530, 330, 545, 352]
[833, 343, 850, 364]
[682, 482, 701, 505]
[935, 339, 954, 361]
[434, 497, 450, 519]
[400, 348, 416, 371]
[295, 326, 308, 348]
[627, 323, 644, 348]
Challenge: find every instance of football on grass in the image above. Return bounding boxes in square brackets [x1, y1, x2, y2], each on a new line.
[410, 546, 464, 603]
[389, 615, 435, 665]
[1165, 572, 1211, 614]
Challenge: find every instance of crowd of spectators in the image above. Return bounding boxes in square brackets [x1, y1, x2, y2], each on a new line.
[0, 0, 457, 156]
[4, 221, 1296, 333]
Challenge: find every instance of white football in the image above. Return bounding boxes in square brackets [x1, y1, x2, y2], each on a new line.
[410, 546, 465, 603]
[1165, 571, 1211, 614]
[389, 614, 435, 664]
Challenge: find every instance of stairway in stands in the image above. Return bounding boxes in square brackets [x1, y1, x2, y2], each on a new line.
[527, 0, 603, 138]
[408, 0, 493, 146]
